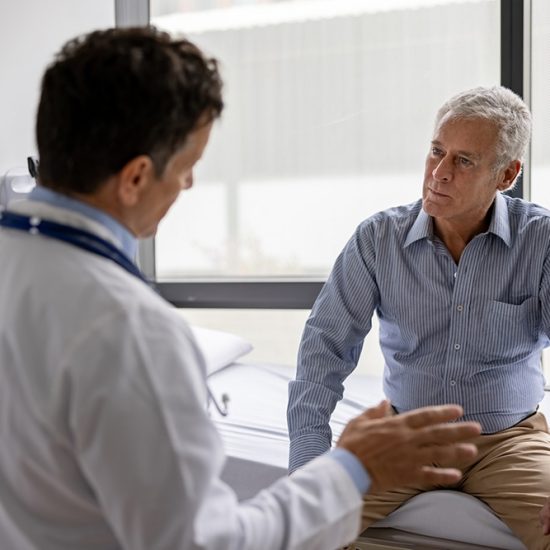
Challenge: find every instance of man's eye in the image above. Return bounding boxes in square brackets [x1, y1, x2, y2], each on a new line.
[458, 157, 473, 167]
[431, 147, 443, 156]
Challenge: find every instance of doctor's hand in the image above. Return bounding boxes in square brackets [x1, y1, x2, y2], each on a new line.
[540, 496, 550, 536]
[336, 401, 481, 494]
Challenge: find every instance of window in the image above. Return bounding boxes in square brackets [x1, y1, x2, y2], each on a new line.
[530, 0, 550, 216]
[152, 0, 500, 281]
[0, 0, 114, 175]
[147, 0, 501, 372]
[528, 0, 550, 383]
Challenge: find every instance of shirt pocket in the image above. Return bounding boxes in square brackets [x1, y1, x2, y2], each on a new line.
[480, 297, 539, 360]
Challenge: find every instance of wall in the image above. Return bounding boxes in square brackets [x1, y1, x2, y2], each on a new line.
[0, 0, 115, 176]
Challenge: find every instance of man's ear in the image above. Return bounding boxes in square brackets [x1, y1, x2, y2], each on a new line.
[497, 159, 522, 191]
[117, 155, 155, 206]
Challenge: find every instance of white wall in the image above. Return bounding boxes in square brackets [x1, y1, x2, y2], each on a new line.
[0, 0, 115, 176]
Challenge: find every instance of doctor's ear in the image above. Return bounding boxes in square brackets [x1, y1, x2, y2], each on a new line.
[117, 155, 155, 206]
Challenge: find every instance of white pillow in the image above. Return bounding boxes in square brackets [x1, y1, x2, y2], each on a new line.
[190, 325, 253, 375]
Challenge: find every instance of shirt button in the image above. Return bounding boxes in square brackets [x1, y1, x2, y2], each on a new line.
[454, 343, 461, 350]
[457, 305, 463, 312]
[454, 272, 457, 278]
[450, 380, 457, 386]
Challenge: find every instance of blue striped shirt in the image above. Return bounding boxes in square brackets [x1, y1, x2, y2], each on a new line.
[288, 193, 550, 473]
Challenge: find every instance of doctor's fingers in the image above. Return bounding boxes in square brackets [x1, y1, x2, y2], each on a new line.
[377, 442, 477, 489]
[410, 421, 482, 447]
[407, 441, 478, 469]
[397, 404, 467, 429]
[410, 465, 464, 488]
[362, 400, 392, 420]
[364, 455, 465, 493]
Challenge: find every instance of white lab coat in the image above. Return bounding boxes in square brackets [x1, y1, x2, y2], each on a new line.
[0, 200, 362, 550]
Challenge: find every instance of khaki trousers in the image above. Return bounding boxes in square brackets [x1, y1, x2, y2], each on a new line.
[358, 411, 550, 550]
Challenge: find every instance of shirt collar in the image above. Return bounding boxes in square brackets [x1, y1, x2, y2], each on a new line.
[488, 192, 511, 246]
[404, 207, 433, 248]
[404, 193, 511, 249]
[29, 186, 138, 259]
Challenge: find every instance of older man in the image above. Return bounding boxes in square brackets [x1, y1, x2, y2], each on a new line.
[288, 86, 550, 549]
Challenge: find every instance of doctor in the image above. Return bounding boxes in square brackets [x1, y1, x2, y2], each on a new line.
[0, 27, 481, 550]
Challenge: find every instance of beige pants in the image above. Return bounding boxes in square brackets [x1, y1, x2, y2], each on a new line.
[358, 411, 550, 550]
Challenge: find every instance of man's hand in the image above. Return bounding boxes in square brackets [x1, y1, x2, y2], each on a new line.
[540, 496, 550, 536]
[336, 401, 481, 493]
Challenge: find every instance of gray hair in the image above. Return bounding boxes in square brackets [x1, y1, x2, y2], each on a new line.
[434, 86, 532, 174]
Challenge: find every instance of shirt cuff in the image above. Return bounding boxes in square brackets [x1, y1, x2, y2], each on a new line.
[327, 447, 371, 495]
[289, 432, 331, 474]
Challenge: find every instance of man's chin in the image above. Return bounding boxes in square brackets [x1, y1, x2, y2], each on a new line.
[422, 197, 436, 215]
[423, 194, 451, 215]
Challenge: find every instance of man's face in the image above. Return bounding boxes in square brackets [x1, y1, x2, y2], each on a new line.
[422, 116, 506, 227]
[137, 120, 213, 238]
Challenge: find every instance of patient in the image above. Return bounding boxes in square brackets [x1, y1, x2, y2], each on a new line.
[287, 86, 550, 548]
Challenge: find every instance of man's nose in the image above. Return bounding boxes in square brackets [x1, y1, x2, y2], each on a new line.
[432, 157, 453, 182]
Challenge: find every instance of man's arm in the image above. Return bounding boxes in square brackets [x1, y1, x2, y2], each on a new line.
[288, 224, 380, 472]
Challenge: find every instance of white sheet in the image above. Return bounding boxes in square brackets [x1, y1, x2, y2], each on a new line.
[208, 363, 377, 469]
[208, 363, 550, 549]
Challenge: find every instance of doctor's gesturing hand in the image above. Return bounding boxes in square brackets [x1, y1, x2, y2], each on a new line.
[337, 401, 481, 493]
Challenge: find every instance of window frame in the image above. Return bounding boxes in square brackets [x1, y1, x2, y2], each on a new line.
[118, 0, 529, 309]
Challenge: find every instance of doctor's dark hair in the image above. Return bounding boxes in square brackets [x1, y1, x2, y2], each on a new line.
[36, 26, 223, 194]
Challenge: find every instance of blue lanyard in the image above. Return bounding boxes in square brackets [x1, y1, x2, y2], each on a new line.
[0, 209, 230, 415]
[0, 209, 149, 285]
